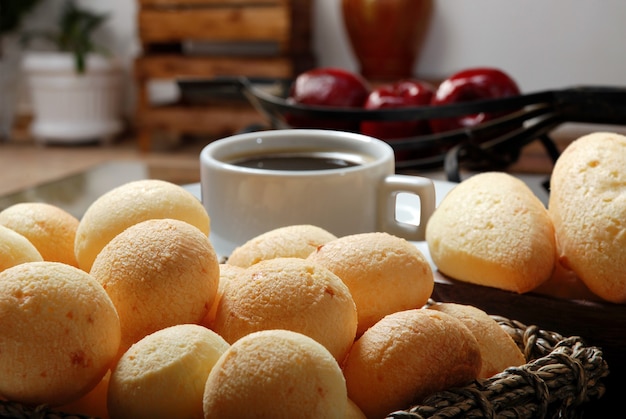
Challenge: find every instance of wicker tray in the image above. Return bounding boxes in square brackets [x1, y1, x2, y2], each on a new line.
[0, 310, 608, 419]
[386, 314, 609, 419]
[432, 272, 622, 418]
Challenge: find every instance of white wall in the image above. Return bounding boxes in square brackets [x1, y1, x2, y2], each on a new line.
[14, 0, 626, 111]
[314, 0, 626, 91]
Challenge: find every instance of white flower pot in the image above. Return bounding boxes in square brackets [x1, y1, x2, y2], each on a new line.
[22, 52, 124, 144]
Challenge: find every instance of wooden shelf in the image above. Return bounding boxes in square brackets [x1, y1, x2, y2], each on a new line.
[134, 0, 314, 151]
[135, 55, 295, 80]
[137, 104, 266, 135]
[138, 5, 290, 49]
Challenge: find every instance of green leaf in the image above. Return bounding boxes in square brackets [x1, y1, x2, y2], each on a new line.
[20, 0, 110, 73]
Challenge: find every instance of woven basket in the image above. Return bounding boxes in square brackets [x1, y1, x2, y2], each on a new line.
[386, 315, 609, 419]
[0, 315, 609, 419]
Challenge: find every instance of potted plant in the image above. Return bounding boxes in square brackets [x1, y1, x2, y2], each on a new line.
[21, 0, 123, 144]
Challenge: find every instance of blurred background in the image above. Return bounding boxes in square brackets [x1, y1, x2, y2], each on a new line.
[4, 0, 625, 118]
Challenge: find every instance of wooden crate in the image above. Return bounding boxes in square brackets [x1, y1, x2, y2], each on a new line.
[134, 0, 314, 151]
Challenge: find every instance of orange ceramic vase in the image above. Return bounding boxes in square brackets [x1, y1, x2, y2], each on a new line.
[341, 0, 433, 80]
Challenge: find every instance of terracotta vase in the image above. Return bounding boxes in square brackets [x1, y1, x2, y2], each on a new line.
[341, 0, 433, 80]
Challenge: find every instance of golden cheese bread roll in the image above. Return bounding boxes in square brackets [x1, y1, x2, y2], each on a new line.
[548, 132, 626, 303]
[427, 302, 525, 378]
[532, 257, 601, 301]
[203, 329, 347, 419]
[57, 370, 111, 419]
[0, 202, 79, 267]
[307, 232, 433, 336]
[108, 324, 229, 419]
[90, 218, 219, 355]
[0, 224, 43, 272]
[75, 179, 210, 271]
[345, 398, 367, 419]
[200, 263, 244, 329]
[426, 171, 556, 293]
[211, 257, 357, 364]
[227, 224, 337, 268]
[0, 261, 120, 406]
[342, 308, 481, 418]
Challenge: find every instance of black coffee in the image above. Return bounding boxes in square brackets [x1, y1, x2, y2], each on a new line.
[230, 152, 365, 171]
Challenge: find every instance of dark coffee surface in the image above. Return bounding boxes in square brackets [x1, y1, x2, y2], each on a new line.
[231, 154, 362, 171]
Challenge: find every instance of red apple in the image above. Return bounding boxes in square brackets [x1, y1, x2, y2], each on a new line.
[286, 67, 371, 131]
[429, 67, 521, 133]
[360, 79, 435, 140]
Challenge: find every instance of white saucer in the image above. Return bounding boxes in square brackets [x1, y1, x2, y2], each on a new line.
[183, 179, 457, 268]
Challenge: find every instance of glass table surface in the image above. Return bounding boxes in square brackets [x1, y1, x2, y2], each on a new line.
[0, 161, 151, 219]
[0, 159, 553, 222]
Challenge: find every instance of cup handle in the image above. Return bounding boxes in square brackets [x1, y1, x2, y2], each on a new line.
[377, 175, 436, 241]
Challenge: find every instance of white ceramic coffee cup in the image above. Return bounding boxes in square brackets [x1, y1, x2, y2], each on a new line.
[200, 129, 435, 255]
